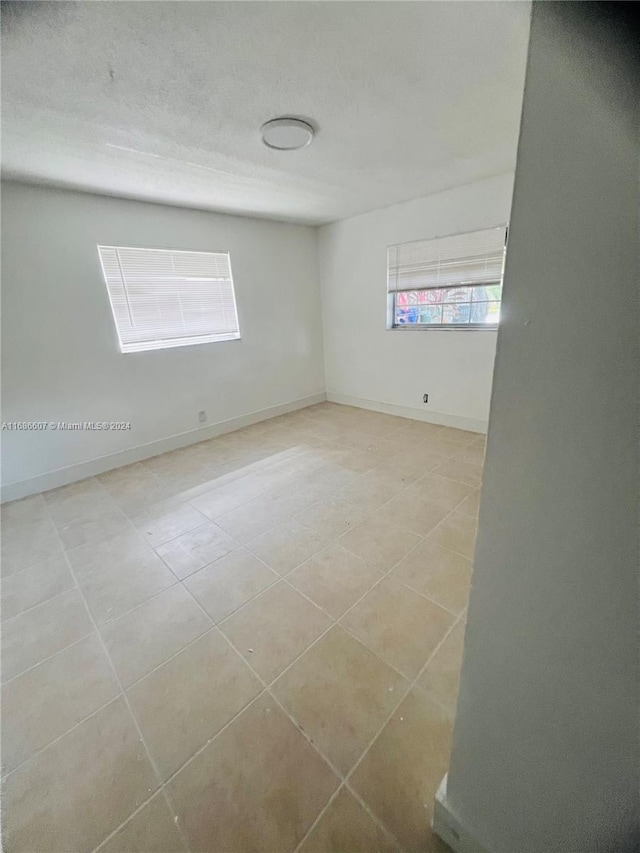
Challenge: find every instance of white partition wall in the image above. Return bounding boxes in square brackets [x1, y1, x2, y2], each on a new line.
[435, 4, 640, 852]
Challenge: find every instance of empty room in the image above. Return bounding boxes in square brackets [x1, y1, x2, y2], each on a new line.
[1, 3, 638, 853]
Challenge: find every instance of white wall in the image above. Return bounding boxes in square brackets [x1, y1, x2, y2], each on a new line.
[1, 182, 325, 495]
[436, 5, 639, 853]
[318, 174, 514, 432]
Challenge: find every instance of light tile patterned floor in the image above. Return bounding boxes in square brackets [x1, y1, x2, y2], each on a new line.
[1, 403, 483, 853]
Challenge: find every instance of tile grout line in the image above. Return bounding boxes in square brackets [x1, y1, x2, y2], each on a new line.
[323, 481, 475, 618]
[344, 610, 467, 830]
[271, 541, 461, 653]
[1, 694, 125, 782]
[3, 423, 471, 585]
[369, 574, 462, 618]
[165, 445, 313, 508]
[138, 439, 295, 484]
[135, 689, 272, 814]
[115, 619, 216, 692]
[48, 519, 195, 853]
[2, 582, 80, 623]
[1, 535, 458, 784]
[420, 499, 478, 561]
[4, 406, 482, 851]
[89, 690, 274, 853]
[207, 630, 367, 847]
[90, 454, 470, 695]
[12, 422, 469, 586]
[341, 783, 407, 853]
[81, 571, 184, 623]
[14, 546, 296, 701]
[0, 538, 65, 580]
[7, 584, 215, 691]
[212, 523, 454, 808]
[216, 517, 438, 688]
[3, 432, 469, 688]
[293, 608, 467, 853]
[1, 625, 96, 687]
[90, 786, 177, 853]
[178, 431, 420, 523]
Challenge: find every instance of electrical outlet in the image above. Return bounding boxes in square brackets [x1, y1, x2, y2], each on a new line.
[198, 410, 207, 423]
[423, 393, 429, 404]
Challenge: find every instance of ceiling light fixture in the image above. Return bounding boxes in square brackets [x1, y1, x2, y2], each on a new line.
[261, 117, 315, 150]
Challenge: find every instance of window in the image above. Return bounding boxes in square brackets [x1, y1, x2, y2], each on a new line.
[387, 226, 507, 330]
[97, 245, 240, 353]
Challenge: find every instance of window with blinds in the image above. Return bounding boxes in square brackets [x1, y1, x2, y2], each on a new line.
[387, 226, 507, 329]
[97, 245, 241, 353]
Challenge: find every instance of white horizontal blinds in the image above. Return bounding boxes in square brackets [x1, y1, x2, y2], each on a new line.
[388, 226, 506, 293]
[98, 246, 240, 353]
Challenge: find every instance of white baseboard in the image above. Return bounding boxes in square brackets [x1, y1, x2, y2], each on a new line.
[1, 392, 326, 503]
[433, 775, 493, 853]
[326, 392, 488, 434]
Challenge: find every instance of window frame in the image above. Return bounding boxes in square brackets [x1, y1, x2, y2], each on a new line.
[386, 281, 502, 332]
[97, 243, 241, 354]
[386, 225, 507, 332]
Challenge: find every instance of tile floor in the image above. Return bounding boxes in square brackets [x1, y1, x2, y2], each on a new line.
[1, 402, 483, 853]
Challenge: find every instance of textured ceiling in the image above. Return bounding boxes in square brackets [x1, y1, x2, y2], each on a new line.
[1, 1, 530, 225]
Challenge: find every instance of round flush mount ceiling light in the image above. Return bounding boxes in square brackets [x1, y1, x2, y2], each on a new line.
[261, 117, 315, 150]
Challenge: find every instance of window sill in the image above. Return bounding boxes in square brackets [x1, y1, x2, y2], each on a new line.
[387, 324, 498, 332]
[120, 333, 241, 353]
